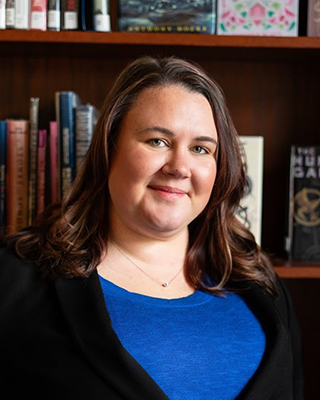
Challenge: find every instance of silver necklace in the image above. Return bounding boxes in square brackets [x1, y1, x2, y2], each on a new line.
[112, 243, 183, 288]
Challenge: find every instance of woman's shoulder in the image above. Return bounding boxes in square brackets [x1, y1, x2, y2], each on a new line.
[0, 245, 43, 293]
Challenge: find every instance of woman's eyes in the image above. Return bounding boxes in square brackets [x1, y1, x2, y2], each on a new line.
[146, 139, 210, 155]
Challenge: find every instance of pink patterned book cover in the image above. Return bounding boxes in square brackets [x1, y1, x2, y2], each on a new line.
[217, 0, 299, 36]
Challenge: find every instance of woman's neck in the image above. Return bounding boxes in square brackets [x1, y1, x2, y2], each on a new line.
[97, 229, 195, 299]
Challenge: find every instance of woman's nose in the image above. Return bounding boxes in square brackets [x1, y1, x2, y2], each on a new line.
[161, 150, 191, 178]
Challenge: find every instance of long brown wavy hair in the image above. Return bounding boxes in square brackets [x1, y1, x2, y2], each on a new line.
[4, 56, 277, 296]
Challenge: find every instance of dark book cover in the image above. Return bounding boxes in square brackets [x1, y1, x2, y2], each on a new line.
[286, 145, 320, 260]
[59, 91, 81, 199]
[0, 120, 7, 231]
[28, 97, 39, 225]
[118, 0, 216, 34]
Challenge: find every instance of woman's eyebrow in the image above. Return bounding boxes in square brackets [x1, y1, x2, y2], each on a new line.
[138, 125, 218, 145]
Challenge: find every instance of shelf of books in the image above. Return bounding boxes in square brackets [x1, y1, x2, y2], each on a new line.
[2, 30, 320, 50]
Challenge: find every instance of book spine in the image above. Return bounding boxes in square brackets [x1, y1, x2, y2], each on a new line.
[61, 0, 79, 30]
[30, 0, 47, 30]
[28, 97, 39, 225]
[237, 136, 264, 246]
[54, 91, 61, 200]
[49, 121, 58, 204]
[37, 129, 47, 215]
[93, 0, 110, 32]
[6, 120, 29, 234]
[59, 91, 77, 199]
[285, 145, 296, 257]
[47, 0, 60, 31]
[75, 104, 96, 174]
[0, 120, 7, 231]
[0, 0, 6, 29]
[14, 0, 30, 29]
[5, 0, 15, 28]
[307, 0, 320, 36]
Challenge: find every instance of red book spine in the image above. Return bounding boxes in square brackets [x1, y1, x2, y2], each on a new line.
[37, 129, 47, 215]
[30, 0, 47, 30]
[6, 119, 29, 234]
[49, 121, 58, 204]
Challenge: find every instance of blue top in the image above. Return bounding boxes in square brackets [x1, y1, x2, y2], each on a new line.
[99, 276, 266, 400]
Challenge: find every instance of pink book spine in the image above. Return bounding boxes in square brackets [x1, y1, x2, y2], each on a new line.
[37, 129, 47, 215]
[30, 0, 47, 30]
[49, 121, 58, 204]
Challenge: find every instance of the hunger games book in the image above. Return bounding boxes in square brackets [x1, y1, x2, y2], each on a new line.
[285, 145, 320, 260]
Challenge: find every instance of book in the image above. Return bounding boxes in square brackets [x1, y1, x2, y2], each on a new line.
[79, 0, 93, 30]
[30, 0, 47, 30]
[47, 0, 61, 30]
[61, 0, 79, 30]
[75, 104, 99, 174]
[0, 120, 6, 230]
[307, 0, 320, 36]
[217, 0, 299, 36]
[0, 0, 5, 29]
[59, 91, 81, 199]
[28, 97, 39, 225]
[49, 121, 58, 204]
[5, 0, 15, 28]
[285, 145, 320, 260]
[14, 0, 30, 29]
[118, 0, 216, 34]
[237, 136, 264, 246]
[54, 91, 61, 201]
[6, 119, 29, 234]
[93, 0, 110, 31]
[37, 129, 47, 215]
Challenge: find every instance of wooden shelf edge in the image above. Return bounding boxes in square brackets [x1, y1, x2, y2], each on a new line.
[1, 30, 320, 49]
[274, 266, 320, 279]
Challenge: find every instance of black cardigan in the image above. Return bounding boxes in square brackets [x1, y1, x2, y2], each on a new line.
[0, 246, 304, 400]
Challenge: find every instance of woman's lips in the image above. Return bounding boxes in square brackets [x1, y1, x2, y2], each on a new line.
[148, 185, 187, 200]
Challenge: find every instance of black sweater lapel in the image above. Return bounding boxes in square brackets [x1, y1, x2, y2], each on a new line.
[54, 271, 170, 400]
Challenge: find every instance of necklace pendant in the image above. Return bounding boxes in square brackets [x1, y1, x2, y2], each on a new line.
[162, 282, 169, 287]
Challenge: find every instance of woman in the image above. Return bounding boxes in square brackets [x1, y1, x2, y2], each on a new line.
[0, 56, 303, 399]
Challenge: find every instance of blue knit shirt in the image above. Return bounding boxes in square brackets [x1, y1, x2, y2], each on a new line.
[99, 276, 266, 400]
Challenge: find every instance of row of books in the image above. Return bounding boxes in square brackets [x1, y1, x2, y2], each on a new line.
[0, 92, 99, 234]
[238, 140, 320, 261]
[0, 0, 110, 31]
[3, 1, 320, 37]
[118, 0, 320, 37]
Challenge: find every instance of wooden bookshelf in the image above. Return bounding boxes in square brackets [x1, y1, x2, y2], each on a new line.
[0, 29, 319, 398]
[274, 266, 320, 279]
[1, 30, 320, 49]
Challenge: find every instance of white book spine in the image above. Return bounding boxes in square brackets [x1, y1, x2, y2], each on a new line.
[93, 0, 110, 32]
[237, 136, 264, 246]
[47, 0, 60, 30]
[0, 0, 5, 29]
[15, 0, 30, 29]
[5, 0, 15, 28]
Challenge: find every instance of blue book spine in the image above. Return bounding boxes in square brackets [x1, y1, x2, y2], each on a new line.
[59, 91, 80, 199]
[0, 120, 7, 230]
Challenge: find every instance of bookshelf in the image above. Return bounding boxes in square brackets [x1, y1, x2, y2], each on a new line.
[0, 30, 319, 398]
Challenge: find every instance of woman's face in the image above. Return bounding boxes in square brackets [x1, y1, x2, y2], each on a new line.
[108, 85, 218, 240]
